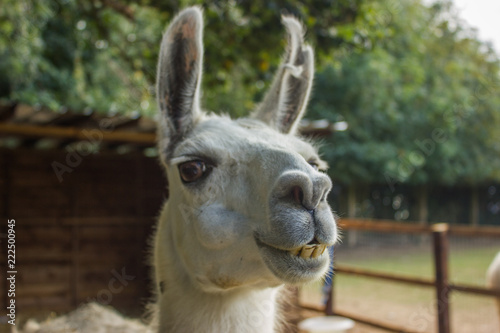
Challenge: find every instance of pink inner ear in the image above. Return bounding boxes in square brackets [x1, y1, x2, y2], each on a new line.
[181, 20, 197, 39]
[184, 42, 198, 73]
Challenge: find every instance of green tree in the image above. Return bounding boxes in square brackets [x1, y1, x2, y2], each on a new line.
[0, 0, 367, 115]
[2, 0, 499, 186]
[308, 0, 500, 185]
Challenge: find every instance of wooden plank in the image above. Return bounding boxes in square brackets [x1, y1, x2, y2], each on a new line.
[79, 226, 143, 242]
[76, 284, 142, 298]
[339, 218, 500, 238]
[9, 149, 65, 167]
[77, 253, 140, 264]
[14, 226, 72, 244]
[0, 123, 156, 144]
[334, 265, 435, 287]
[15, 265, 71, 283]
[71, 224, 79, 308]
[0, 217, 154, 226]
[10, 169, 63, 186]
[9, 186, 72, 217]
[0, 150, 8, 217]
[448, 225, 500, 238]
[17, 295, 72, 309]
[77, 246, 141, 259]
[74, 206, 139, 217]
[9, 202, 72, 218]
[16, 247, 72, 262]
[449, 283, 500, 297]
[339, 218, 431, 234]
[75, 262, 146, 275]
[16, 283, 70, 298]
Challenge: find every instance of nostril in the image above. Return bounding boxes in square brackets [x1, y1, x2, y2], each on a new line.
[291, 186, 304, 206]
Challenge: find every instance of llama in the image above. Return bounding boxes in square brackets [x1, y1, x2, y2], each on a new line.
[487, 252, 500, 322]
[150, 7, 337, 332]
[19, 6, 337, 333]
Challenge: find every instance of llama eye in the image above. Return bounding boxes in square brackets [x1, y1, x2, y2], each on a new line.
[308, 161, 319, 171]
[179, 160, 208, 183]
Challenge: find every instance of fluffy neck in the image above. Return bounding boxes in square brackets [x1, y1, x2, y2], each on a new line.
[157, 280, 280, 333]
[152, 207, 281, 333]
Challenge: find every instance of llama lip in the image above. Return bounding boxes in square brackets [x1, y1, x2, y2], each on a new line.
[254, 236, 327, 260]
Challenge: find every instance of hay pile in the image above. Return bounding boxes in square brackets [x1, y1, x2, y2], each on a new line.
[17, 303, 149, 333]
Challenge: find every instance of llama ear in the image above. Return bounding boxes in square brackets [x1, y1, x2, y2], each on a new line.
[251, 16, 314, 134]
[156, 7, 203, 159]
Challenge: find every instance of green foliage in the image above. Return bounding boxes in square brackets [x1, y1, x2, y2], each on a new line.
[1, 0, 499, 185]
[308, 0, 500, 185]
[0, 0, 363, 115]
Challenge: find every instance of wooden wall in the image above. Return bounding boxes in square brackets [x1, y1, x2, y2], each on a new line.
[0, 148, 167, 318]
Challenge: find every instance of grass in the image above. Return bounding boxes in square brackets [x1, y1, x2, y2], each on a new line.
[299, 242, 500, 332]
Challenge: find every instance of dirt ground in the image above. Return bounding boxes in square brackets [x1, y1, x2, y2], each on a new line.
[299, 241, 500, 333]
[300, 290, 499, 333]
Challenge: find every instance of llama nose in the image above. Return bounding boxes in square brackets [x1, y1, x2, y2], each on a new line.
[275, 171, 332, 210]
[291, 186, 304, 207]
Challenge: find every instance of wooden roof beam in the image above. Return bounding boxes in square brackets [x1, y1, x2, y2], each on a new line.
[0, 123, 156, 145]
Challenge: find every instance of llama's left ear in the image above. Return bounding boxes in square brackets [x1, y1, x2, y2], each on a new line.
[252, 16, 314, 134]
[156, 7, 204, 160]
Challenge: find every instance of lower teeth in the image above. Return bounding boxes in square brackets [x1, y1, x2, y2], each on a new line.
[290, 244, 326, 259]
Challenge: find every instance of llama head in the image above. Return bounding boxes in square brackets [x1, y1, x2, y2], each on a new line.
[156, 7, 337, 292]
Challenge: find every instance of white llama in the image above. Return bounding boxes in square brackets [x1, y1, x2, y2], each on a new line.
[487, 252, 500, 322]
[19, 6, 337, 333]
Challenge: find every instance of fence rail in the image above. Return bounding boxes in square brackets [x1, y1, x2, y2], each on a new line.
[300, 218, 500, 333]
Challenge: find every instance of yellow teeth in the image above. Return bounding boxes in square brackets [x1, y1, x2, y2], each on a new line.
[290, 244, 327, 259]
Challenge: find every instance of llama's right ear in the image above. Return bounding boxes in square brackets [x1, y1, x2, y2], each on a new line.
[156, 7, 203, 160]
[251, 16, 314, 135]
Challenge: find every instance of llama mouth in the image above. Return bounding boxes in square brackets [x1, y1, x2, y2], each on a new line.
[289, 244, 327, 259]
[254, 236, 328, 260]
[254, 236, 330, 283]
[254, 235, 328, 260]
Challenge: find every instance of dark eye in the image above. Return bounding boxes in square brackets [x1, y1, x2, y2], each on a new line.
[179, 160, 208, 183]
[308, 160, 319, 171]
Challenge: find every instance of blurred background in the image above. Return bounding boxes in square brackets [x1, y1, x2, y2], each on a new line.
[0, 0, 499, 332]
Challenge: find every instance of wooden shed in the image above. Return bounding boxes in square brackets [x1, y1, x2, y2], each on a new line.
[0, 103, 167, 320]
[0, 103, 333, 322]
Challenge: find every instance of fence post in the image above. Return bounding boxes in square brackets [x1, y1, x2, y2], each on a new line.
[432, 223, 450, 333]
[325, 246, 335, 316]
[325, 273, 335, 316]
